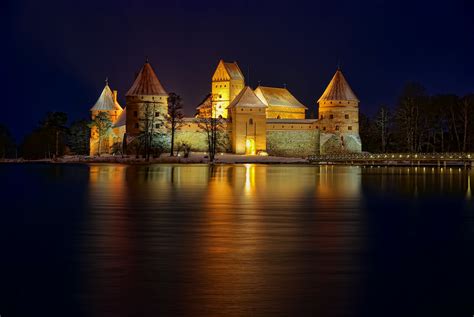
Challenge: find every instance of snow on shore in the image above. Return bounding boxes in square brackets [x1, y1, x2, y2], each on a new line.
[0, 152, 308, 164]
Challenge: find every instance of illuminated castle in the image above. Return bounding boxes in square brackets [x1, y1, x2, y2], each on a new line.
[88, 59, 361, 156]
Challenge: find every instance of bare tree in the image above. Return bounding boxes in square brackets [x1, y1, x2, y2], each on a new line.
[139, 101, 164, 161]
[460, 95, 474, 152]
[166, 93, 185, 156]
[196, 94, 225, 162]
[89, 112, 112, 156]
[374, 105, 391, 152]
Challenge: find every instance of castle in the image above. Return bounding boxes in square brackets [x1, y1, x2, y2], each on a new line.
[89, 59, 362, 157]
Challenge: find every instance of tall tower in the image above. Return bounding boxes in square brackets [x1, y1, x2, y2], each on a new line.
[211, 60, 245, 118]
[227, 86, 267, 154]
[317, 69, 361, 153]
[125, 60, 168, 137]
[89, 79, 123, 155]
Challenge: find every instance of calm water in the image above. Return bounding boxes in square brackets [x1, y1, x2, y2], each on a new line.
[1, 163, 474, 317]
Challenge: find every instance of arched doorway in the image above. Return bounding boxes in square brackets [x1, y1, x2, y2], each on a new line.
[245, 138, 256, 155]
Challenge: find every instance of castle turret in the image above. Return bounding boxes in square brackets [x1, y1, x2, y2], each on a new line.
[317, 69, 361, 153]
[210, 60, 245, 119]
[89, 79, 123, 155]
[125, 60, 168, 136]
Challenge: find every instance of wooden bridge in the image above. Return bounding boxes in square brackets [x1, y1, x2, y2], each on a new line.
[308, 153, 474, 168]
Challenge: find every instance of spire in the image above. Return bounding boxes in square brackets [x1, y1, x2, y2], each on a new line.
[126, 60, 167, 96]
[90, 82, 123, 111]
[318, 69, 359, 103]
[105, 77, 109, 86]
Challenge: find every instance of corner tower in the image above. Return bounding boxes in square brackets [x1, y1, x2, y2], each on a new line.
[317, 69, 361, 153]
[89, 79, 123, 155]
[211, 60, 245, 118]
[125, 60, 168, 136]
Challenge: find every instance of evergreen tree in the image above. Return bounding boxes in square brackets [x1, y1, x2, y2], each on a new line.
[68, 119, 90, 155]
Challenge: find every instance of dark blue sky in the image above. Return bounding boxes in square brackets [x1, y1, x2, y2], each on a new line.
[3, 0, 474, 140]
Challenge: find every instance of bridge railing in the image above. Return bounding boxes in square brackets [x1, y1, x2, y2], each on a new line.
[308, 152, 474, 162]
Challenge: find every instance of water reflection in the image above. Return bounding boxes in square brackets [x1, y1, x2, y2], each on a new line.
[79, 164, 473, 316]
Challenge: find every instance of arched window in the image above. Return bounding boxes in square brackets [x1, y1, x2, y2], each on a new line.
[249, 118, 254, 125]
[277, 115, 281, 119]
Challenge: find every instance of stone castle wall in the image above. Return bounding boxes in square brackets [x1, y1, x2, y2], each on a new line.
[319, 132, 362, 154]
[266, 129, 320, 157]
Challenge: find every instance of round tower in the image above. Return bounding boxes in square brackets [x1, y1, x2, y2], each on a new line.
[317, 69, 361, 153]
[89, 79, 123, 155]
[125, 60, 168, 137]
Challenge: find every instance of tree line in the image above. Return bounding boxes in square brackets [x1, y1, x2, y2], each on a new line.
[0, 113, 91, 160]
[360, 82, 474, 153]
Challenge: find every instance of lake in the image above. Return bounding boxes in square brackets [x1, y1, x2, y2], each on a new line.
[0, 163, 473, 317]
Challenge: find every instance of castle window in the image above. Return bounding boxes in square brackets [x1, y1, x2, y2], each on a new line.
[250, 109, 252, 111]
[249, 118, 253, 125]
[134, 111, 138, 117]
[277, 115, 281, 119]
[155, 123, 160, 128]
[155, 112, 159, 117]
[323, 127, 326, 131]
[339, 101, 341, 104]
[134, 123, 139, 128]
[320, 115, 323, 119]
[335, 125, 340, 131]
[329, 114, 334, 119]
[316, 126, 318, 129]
[219, 105, 221, 109]
[345, 114, 349, 119]
[291, 125, 293, 128]
[152, 96, 155, 100]
[241, 108, 243, 111]
[348, 126, 352, 130]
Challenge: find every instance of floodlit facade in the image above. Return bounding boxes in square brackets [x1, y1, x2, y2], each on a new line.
[89, 80, 123, 156]
[88, 59, 362, 156]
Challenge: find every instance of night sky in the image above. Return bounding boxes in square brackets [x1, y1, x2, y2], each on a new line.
[3, 0, 474, 140]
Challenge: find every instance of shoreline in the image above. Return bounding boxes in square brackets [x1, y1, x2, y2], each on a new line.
[0, 153, 309, 165]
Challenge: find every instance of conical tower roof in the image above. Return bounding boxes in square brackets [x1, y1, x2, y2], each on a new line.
[228, 86, 267, 108]
[90, 82, 123, 111]
[318, 69, 359, 102]
[126, 61, 167, 96]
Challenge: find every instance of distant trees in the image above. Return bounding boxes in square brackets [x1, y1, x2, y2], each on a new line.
[360, 82, 474, 153]
[166, 93, 185, 156]
[196, 94, 226, 162]
[0, 124, 16, 159]
[41, 112, 68, 158]
[20, 112, 68, 159]
[68, 119, 90, 155]
[89, 112, 112, 157]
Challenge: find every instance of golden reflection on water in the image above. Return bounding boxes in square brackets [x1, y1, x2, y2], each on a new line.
[81, 164, 473, 316]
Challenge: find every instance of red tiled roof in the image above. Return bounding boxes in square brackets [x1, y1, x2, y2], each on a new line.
[318, 70, 359, 102]
[126, 61, 167, 96]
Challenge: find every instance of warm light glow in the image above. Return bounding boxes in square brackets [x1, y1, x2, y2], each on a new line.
[245, 138, 256, 155]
